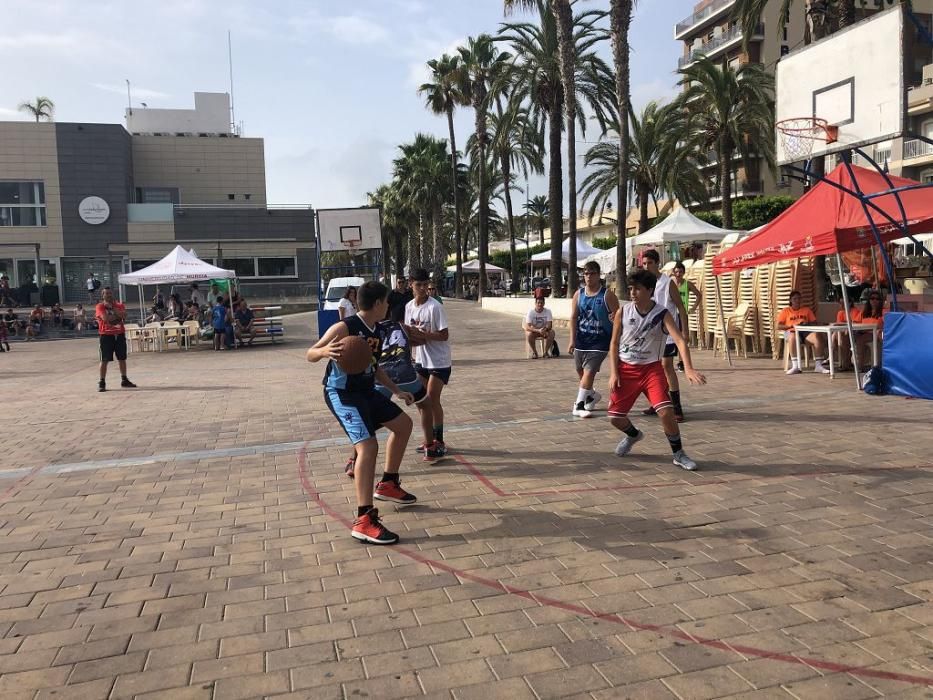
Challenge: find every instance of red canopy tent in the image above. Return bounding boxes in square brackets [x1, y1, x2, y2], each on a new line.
[713, 163, 933, 274]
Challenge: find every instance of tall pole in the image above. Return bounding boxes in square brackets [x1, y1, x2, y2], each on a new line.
[836, 253, 862, 391]
[228, 30, 237, 134]
[125, 79, 132, 116]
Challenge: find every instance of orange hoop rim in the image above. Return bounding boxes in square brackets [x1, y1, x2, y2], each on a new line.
[776, 117, 839, 144]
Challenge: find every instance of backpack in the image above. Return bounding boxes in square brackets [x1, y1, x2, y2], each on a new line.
[92, 278, 101, 290]
[862, 366, 885, 395]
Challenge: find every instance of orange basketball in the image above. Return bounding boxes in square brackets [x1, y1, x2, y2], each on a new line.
[337, 335, 373, 375]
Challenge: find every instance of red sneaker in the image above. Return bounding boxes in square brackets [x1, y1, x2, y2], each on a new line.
[422, 441, 442, 463]
[351, 508, 398, 545]
[373, 479, 418, 506]
[344, 456, 356, 479]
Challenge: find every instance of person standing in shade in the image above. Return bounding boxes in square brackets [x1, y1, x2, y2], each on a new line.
[405, 268, 451, 456]
[670, 262, 702, 372]
[387, 276, 411, 322]
[86, 273, 99, 303]
[640, 250, 690, 422]
[569, 260, 619, 418]
[95, 287, 136, 392]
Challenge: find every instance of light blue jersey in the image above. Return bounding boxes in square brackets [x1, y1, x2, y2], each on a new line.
[575, 287, 613, 351]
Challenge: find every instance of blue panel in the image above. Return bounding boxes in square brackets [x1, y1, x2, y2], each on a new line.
[317, 309, 340, 340]
[882, 312, 933, 400]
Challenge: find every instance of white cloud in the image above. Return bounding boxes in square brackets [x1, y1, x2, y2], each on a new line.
[631, 78, 679, 111]
[405, 36, 467, 88]
[288, 10, 390, 46]
[91, 83, 171, 100]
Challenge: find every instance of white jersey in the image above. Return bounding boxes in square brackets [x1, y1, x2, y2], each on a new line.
[618, 301, 669, 365]
[405, 296, 451, 369]
[653, 272, 678, 345]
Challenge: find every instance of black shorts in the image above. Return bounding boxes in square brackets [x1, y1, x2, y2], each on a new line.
[324, 387, 403, 445]
[99, 334, 127, 362]
[664, 343, 678, 358]
[414, 364, 451, 385]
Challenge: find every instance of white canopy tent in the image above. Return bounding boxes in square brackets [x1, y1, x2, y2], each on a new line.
[447, 259, 506, 275]
[531, 236, 604, 264]
[582, 207, 741, 274]
[118, 245, 236, 322]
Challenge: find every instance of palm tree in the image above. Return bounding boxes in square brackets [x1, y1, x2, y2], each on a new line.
[609, 0, 634, 294]
[525, 195, 549, 246]
[368, 183, 412, 279]
[18, 97, 54, 123]
[419, 54, 471, 297]
[459, 35, 512, 299]
[500, 0, 615, 296]
[677, 56, 775, 229]
[734, 0, 857, 47]
[579, 103, 708, 233]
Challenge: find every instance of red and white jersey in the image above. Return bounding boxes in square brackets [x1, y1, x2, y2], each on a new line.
[618, 301, 669, 365]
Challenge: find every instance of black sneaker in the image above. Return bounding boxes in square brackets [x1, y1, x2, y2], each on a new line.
[642, 406, 657, 416]
[121, 378, 137, 388]
[98, 380, 106, 392]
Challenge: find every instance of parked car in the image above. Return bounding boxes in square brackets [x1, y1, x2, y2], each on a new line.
[323, 276, 365, 310]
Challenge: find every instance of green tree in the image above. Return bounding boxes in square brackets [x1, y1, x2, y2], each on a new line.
[734, 0, 857, 47]
[419, 54, 471, 297]
[459, 35, 512, 299]
[579, 102, 708, 234]
[677, 56, 775, 229]
[368, 183, 414, 279]
[18, 96, 54, 123]
[524, 194, 549, 246]
[609, 0, 635, 294]
[500, 0, 614, 296]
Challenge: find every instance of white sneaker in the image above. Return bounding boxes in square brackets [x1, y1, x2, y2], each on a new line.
[584, 391, 602, 411]
[614, 430, 644, 456]
[785, 366, 802, 375]
[673, 450, 698, 471]
[814, 362, 831, 375]
[572, 406, 593, 419]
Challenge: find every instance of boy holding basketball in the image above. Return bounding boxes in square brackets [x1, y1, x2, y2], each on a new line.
[307, 281, 416, 545]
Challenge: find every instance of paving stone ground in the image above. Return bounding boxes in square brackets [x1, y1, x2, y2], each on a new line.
[1, 299, 932, 700]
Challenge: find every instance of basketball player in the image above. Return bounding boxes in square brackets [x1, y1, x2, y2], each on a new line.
[569, 261, 619, 418]
[307, 281, 415, 545]
[640, 250, 689, 421]
[608, 270, 706, 470]
[405, 268, 451, 456]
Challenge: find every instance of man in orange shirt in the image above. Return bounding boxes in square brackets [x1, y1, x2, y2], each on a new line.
[777, 290, 829, 375]
[95, 287, 136, 392]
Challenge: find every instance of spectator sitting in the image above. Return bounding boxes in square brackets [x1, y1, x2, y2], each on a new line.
[3, 308, 22, 337]
[74, 304, 87, 333]
[50, 303, 64, 327]
[183, 301, 200, 323]
[145, 306, 165, 324]
[337, 286, 357, 320]
[524, 296, 555, 359]
[832, 296, 863, 370]
[777, 290, 829, 375]
[234, 299, 256, 347]
[26, 305, 44, 340]
[858, 290, 885, 370]
[166, 293, 183, 320]
[153, 289, 165, 310]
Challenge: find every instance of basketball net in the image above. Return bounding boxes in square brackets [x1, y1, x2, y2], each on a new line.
[343, 241, 366, 257]
[776, 117, 838, 163]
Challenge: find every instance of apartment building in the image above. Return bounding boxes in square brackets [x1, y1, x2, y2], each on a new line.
[0, 92, 314, 304]
[675, 0, 807, 204]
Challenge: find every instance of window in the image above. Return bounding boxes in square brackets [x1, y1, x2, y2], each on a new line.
[136, 187, 179, 204]
[921, 169, 933, 184]
[225, 257, 256, 277]
[0, 181, 46, 227]
[244, 193, 251, 201]
[130, 259, 158, 272]
[257, 257, 297, 277]
[227, 193, 235, 200]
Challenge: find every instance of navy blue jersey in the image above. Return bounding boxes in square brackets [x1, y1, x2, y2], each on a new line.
[575, 287, 613, 351]
[375, 320, 418, 386]
[323, 315, 381, 393]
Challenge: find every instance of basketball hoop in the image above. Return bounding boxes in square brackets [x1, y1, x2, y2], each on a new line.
[776, 117, 839, 162]
[343, 240, 365, 257]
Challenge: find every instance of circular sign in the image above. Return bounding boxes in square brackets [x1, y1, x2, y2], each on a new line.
[78, 196, 110, 225]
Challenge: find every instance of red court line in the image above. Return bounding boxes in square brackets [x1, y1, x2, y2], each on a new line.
[298, 445, 933, 689]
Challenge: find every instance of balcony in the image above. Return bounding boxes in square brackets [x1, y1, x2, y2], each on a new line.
[678, 24, 762, 69]
[675, 0, 738, 39]
[705, 180, 764, 203]
[904, 138, 933, 163]
[127, 203, 174, 222]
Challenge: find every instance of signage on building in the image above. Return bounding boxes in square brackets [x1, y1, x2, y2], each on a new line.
[78, 196, 110, 225]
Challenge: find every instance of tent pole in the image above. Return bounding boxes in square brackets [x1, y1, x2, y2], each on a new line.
[137, 284, 144, 325]
[836, 253, 862, 391]
[714, 274, 733, 368]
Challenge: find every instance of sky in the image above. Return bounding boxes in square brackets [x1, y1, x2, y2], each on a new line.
[3, 0, 699, 209]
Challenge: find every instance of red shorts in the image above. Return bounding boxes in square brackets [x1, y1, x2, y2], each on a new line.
[607, 360, 671, 417]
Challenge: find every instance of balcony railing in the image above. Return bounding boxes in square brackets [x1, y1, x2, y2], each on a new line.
[675, 0, 737, 37]
[904, 138, 933, 160]
[678, 24, 762, 69]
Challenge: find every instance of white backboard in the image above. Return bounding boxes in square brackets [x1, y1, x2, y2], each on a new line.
[775, 5, 905, 165]
[317, 207, 383, 252]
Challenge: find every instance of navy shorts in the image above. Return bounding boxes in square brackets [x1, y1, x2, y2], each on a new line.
[324, 387, 403, 445]
[99, 334, 127, 362]
[376, 378, 428, 403]
[414, 364, 451, 385]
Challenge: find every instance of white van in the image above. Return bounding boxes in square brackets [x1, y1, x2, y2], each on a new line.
[323, 276, 365, 311]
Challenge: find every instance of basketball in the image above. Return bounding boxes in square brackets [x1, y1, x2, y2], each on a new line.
[337, 335, 373, 374]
